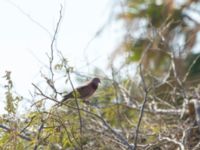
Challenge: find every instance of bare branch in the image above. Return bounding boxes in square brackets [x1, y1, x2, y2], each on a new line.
[20, 115, 36, 134]
[6, 0, 52, 37]
[159, 136, 184, 150]
[183, 54, 200, 82]
[33, 119, 45, 150]
[0, 124, 32, 141]
[48, 4, 63, 98]
[67, 71, 83, 150]
[134, 65, 149, 149]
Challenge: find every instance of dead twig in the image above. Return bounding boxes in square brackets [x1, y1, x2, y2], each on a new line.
[0, 124, 31, 141]
[134, 65, 150, 149]
[159, 136, 184, 150]
[47, 4, 63, 98]
[67, 71, 83, 150]
[33, 119, 45, 150]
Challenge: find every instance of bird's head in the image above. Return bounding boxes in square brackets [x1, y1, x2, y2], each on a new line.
[92, 77, 101, 86]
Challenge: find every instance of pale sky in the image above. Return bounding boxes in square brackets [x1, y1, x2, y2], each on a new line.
[0, 0, 123, 113]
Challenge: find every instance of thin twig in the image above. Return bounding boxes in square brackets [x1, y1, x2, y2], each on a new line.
[67, 72, 83, 150]
[32, 83, 60, 104]
[33, 119, 45, 150]
[183, 54, 200, 82]
[159, 136, 184, 150]
[91, 112, 134, 150]
[6, 0, 52, 37]
[20, 115, 36, 134]
[134, 65, 149, 149]
[44, 110, 81, 149]
[48, 4, 63, 98]
[43, 99, 134, 149]
[170, 52, 188, 119]
[0, 124, 31, 141]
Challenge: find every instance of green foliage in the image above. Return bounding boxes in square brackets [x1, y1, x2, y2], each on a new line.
[3, 71, 15, 114]
[2, 71, 22, 116]
[146, 2, 165, 27]
[114, 0, 200, 80]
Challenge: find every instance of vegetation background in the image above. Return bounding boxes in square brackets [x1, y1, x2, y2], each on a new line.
[1, 0, 200, 149]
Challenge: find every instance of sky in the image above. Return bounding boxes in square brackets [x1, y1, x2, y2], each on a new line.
[0, 0, 123, 113]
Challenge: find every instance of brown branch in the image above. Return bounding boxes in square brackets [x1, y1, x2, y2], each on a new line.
[170, 52, 189, 119]
[46, 4, 63, 98]
[124, 102, 182, 116]
[6, 0, 52, 37]
[0, 124, 32, 141]
[33, 119, 45, 150]
[32, 83, 60, 104]
[43, 110, 82, 149]
[59, 104, 134, 149]
[159, 136, 184, 150]
[43, 97, 134, 150]
[93, 114, 134, 150]
[67, 71, 83, 150]
[134, 65, 150, 149]
[20, 115, 36, 134]
[33, 72, 132, 149]
[50, 4, 63, 67]
[183, 54, 200, 82]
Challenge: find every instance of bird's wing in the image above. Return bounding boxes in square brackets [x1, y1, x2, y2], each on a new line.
[62, 80, 98, 102]
[76, 84, 95, 99]
[62, 85, 92, 101]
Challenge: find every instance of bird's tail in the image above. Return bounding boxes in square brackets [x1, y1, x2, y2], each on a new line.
[51, 93, 73, 108]
[62, 92, 73, 102]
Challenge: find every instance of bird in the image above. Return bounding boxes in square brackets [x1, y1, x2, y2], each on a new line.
[61, 77, 101, 103]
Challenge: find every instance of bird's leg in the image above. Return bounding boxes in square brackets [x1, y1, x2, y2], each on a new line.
[82, 99, 90, 105]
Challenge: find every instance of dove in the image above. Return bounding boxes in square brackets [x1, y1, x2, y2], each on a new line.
[61, 77, 100, 103]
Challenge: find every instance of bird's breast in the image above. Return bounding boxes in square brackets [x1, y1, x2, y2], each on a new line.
[91, 83, 98, 90]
